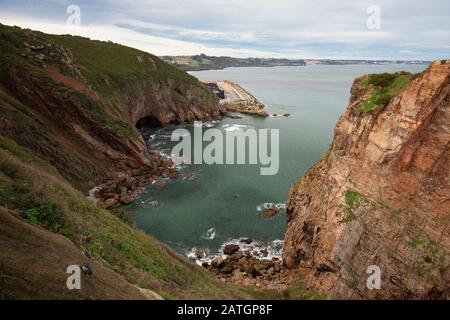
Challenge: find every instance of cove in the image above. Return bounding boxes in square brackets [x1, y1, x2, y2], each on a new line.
[123, 64, 428, 262]
[171, 122, 280, 175]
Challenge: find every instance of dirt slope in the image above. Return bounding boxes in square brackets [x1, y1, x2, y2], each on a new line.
[0, 207, 161, 300]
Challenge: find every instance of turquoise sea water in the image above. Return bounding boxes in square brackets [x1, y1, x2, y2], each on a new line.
[124, 64, 428, 258]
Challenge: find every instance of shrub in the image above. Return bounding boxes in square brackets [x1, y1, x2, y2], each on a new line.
[340, 190, 365, 224]
[344, 190, 363, 209]
[358, 72, 414, 113]
[27, 203, 72, 236]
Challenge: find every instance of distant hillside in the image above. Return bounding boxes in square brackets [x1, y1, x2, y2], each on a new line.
[160, 54, 306, 71]
[161, 54, 430, 71]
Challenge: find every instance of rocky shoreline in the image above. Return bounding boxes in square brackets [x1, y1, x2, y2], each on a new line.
[91, 119, 291, 289]
[89, 150, 178, 209]
[189, 238, 289, 290]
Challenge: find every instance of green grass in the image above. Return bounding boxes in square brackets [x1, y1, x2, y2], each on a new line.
[0, 134, 246, 299]
[344, 190, 363, 209]
[408, 235, 424, 249]
[406, 234, 448, 281]
[340, 190, 365, 224]
[358, 72, 414, 113]
[0, 132, 50, 168]
[0, 24, 245, 299]
[26, 203, 72, 236]
[0, 22, 216, 162]
[340, 208, 357, 224]
[49, 33, 204, 102]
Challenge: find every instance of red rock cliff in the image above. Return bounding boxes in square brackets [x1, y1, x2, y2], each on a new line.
[284, 60, 449, 299]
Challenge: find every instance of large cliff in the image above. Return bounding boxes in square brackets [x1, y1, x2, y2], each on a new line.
[0, 24, 220, 191]
[284, 60, 449, 299]
[0, 24, 248, 300]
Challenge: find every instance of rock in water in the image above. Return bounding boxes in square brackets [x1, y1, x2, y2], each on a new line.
[205, 228, 216, 240]
[240, 238, 253, 244]
[147, 200, 160, 207]
[260, 206, 280, 218]
[195, 249, 206, 259]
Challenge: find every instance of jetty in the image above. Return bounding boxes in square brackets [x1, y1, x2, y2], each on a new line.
[206, 81, 269, 117]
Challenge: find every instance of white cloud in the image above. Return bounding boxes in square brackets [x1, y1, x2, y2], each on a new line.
[0, 15, 302, 58]
[0, 0, 449, 60]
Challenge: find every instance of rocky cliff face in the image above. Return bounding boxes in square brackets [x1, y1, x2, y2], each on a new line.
[284, 60, 449, 299]
[0, 24, 220, 191]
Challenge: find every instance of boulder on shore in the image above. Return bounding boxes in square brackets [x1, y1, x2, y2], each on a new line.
[195, 249, 206, 259]
[101, 198, 119, 209]
[119, 194, 133, 205]
[223, 244, 240, 255]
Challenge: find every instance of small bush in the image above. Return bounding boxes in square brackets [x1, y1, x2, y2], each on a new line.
[0, 30, 23, 47]
[340, 208, 357, 224]
[27, 203, 72, 236]
[344, 190, 363, 209]
[0, 182, 38, 209]
[0, 161, 18, 178]
[408, 235, 424, 249]
[358, 72, 414, 113]
[340, 190, 365, 224]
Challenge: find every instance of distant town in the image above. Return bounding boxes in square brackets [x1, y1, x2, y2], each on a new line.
[160, 54, 430, 71]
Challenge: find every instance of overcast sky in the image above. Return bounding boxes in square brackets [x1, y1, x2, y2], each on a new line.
[0, 0, 449, 59]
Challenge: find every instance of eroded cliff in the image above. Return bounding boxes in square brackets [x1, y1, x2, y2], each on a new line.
[284, 60, 449, 299]
[0, 24, 220, 191]
[0, 24, 247, 300]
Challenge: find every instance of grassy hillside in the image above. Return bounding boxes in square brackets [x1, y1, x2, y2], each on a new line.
[0, 24, 246, 299]
[0, 23, 219, 189]
[357, 71, 414, 113]
[0, 133, 247, 299]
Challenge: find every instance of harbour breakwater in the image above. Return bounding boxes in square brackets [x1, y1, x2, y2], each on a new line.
[206, 80, 269, 117]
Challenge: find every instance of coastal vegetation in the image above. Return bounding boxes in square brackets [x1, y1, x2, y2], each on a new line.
[358, 71, 414, 113]
[0, 21, 447, 300]
[0, 133, 247, 299]
[0, 23, 244, 299]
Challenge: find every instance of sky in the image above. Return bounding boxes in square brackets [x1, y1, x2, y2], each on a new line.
[0, 0, 449, 60]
